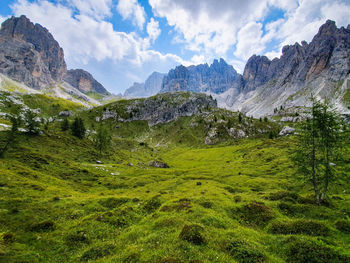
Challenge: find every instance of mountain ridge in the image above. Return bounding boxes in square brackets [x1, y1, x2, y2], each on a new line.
[0, 15, 109, 104]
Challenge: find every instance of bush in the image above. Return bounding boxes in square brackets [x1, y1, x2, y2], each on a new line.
[199, 201, 213, 209]
[65, 231, 89, 246]
[268, 219, 329, 236]
[268, 191, 299, 202]
[98, 197, 130, 209]
[80, 244, 115, 261]
[179, 224, 206, 245]
[144, 197, 162, 213]
[226, 240, 267, 263]
[30, 221, 55, 232]
[285, 236, 349, 263]
[71, 117, 85, 139]
[335, 219, 350, 234]
[236, 201, 275, 227]
[277, 202, 298, 216]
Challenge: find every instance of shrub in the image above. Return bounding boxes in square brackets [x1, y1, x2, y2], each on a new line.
[226, 240, 267, 263]
[277, 202, 298, 216]
[179, 224, 206, 245]
[144, 197, 162, 213]
[80, 244, 115, 261]
[65, 231, 89, 246]
[234, 196, 242, 203]
[71, 117, 85, 139]
[1, 233, 15, 243]
[98, 197, 130, 209]
[285, 236, 349, 263]
[199, 201, 213, 209]
[268, 219, 329, 236]
[30, 221, 55, 232]
[335, 219, 350, 234]
[237, 201, 275, 227]
[268, 191, 299, 202]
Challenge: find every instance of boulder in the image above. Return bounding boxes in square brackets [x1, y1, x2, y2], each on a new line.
[149, 161, 169, 168]
[279, 126, 296, 136]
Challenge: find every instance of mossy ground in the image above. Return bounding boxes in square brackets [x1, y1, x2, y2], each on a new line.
[0, 94, 349, 262]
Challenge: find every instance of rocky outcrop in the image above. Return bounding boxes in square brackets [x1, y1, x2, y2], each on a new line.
[0, 15, 66, 89]
[218, 20, 350, 117]
[124, 72, 165, 98]
[0, 15, 108, 101]
[64, 69, 109, 95]
[161, 58, 242, 94]
[102, 92, 217, 125]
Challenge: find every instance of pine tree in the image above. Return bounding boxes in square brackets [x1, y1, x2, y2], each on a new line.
[294, 98, 345, 204]
[71, 117, 86, 139]
[61, 118, 70, 131]
[93, 125, 112, 156]
[0, 115, 21, 158]
[24, 110, 41, 135]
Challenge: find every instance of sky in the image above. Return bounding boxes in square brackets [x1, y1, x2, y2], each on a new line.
[0, 0, 349, 94]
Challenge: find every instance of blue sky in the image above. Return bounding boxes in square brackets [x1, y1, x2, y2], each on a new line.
[0, 0, 349, 94]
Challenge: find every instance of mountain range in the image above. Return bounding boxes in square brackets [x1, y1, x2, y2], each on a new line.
[0, 16, 349, 117]
[127, 20, 350, 117]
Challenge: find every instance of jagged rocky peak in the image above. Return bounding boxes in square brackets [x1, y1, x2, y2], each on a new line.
[241, 19, 350, 94]
[1, 15, 66, 82]
[124, 71, 165, 98]
[64, 69, 109, 95]
[0, 15, 66, 89]
[161, 58, 242, 94]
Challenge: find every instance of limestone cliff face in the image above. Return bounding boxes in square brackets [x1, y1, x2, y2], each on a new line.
[160, 59, 242, 94]
[0, 15, 108, 98]
[64, 69, 109, 95]
[0, 15, 66, 89]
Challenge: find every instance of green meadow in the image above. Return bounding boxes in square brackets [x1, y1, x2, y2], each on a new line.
[0, 93, 349, 263]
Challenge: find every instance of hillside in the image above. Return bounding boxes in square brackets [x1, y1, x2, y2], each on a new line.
[0, 92, 350, 262]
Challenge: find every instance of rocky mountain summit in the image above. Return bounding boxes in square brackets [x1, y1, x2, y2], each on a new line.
[64, 69, 109, 95]
[100, 92, 217, 125]
[158, 20, 350, 117]
[124, 72, 165, 98]
[0, 15, 66, 89]
[224, 19, 350, 116]
[0, 15, 108, 103]
[160, 58, 242, 94]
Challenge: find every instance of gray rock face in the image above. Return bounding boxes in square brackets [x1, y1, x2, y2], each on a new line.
[161, 58, 243, 94]
[279, 126, 296, 136]
[124, 72, 165, 98]
[219, 20, 350, 117]
[103, 92, 217, 125]
[64, 69, 109, 95]
[0, 15, 66, 89]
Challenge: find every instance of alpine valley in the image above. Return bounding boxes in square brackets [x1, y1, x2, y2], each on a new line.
[0, 14, 349, 263]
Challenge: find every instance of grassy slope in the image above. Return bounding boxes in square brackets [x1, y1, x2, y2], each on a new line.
[0, 119, 349, 262]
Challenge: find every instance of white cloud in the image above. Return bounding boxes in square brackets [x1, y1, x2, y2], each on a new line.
[147, 18, 161, 43]
[0, 16, 8, 27]
[116, 0, 146, 30]
[10, 0, 184, 92]
[67, 0, 113, 20]
[262, 0, 350, 59]
[234, 22, 265, 60]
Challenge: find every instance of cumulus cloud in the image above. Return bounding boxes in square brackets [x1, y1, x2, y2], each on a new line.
[263, 0, 350, 59]
[116, 0, 146, 30]
[0, 16, 8, 27]
[10, 0, 184, 92]
[67, 0, 113, 20]
[147, 18, 161, 43]
[234, 22, 265, 61]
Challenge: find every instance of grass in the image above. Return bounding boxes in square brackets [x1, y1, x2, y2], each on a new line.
[0, 93, 349, 262]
